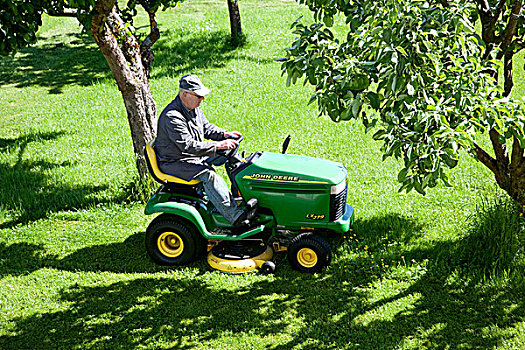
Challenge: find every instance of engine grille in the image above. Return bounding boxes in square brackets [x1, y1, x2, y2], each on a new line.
[329, 182, 347, 221]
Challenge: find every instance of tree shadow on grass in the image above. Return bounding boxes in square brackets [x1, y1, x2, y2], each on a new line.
[0, 131, 114, 229]
[151, 29, 274, 78]
[2, 211, 524, 348]
[0, 33, 110, 94]
[0, 232, 152, 279]
[1, 257, 523, 349]
[354, 213, 425, 245]
[55, 231, 165, 274]
[0, 242, 57, 278]
[0, 29, 273, 94]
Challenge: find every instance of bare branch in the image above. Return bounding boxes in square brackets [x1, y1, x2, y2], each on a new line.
[473, 142, 499, 173]
[503, 50, 514, 97]
[140, 8, 160, 79]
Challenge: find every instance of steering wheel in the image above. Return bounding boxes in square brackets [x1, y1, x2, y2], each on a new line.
[217, 134, 243, 159]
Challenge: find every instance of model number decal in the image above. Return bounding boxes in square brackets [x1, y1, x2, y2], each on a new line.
[306, 214, 325, 220]
[250, 173, 299, 182]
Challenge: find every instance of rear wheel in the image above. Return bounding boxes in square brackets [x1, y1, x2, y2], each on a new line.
[145, 219, 200, 265]
[287, 233, 331, 273]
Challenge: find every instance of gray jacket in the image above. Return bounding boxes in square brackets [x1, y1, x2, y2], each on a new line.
[155, 96, 227, 181]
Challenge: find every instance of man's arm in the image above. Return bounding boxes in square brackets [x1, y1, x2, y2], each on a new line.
[167, 112, 218, 157]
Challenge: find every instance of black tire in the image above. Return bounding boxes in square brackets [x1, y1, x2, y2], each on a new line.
[149, 214, 208, 259]
[193, 233, 209, 259]
[260, 261, 276, 275]
[287, 232, 331, 273]
[145, 219, 200, 266]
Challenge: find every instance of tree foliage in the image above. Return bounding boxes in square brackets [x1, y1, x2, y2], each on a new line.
[282, 0, 525, 202]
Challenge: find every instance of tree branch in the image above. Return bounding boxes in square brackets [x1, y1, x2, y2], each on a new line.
[475, 0, 491, 13]
[497, 0, 523, 58]
[474, 142, 507, 187]
[477, 0, 497, 58]
[495, 0, 507, 18]
[488, 0, 508, 42]
[91, 6, 141, 94]
[474, 142, 498, 173]
[490, 128, 509, 164]
[139, 7, 160, 79]
[503, 50, 514, 97]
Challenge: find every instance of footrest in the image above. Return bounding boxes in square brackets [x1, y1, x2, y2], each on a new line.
[246, 198, 258, 209]
[202, 225, 265, 241]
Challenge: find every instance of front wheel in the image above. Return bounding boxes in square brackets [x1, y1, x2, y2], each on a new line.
[145, 219, 200, 266]
[287, 233, 331, 273]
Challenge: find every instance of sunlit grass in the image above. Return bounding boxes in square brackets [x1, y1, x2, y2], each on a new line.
[1, 1, 525, 349]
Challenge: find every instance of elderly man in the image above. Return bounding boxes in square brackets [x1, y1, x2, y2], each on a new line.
[155, 74, 253, 227]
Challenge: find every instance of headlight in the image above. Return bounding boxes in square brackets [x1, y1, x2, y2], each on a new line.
[330, 179, 346, 195]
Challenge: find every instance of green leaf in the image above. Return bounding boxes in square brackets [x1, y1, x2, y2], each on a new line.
[365, 118, 377, 133]
[351, 95, 362, 118]
[413, 178, 426, 195]
[323, 16, 334, 27]
[398, 168, 408, 182]
[366, 92, 380, 110]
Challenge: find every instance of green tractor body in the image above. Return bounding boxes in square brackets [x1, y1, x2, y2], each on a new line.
[144, 141, 354, 273]
[235, 152, 351, 232]
[145, 151, 352, 236]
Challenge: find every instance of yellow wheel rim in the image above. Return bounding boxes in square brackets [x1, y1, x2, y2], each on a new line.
[158, 232, 184, 258]
[297, 248, 318, 268]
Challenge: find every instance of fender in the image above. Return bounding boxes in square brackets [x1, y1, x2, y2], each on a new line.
[145, 193, 266, 241]
[145, 199, 210, 235]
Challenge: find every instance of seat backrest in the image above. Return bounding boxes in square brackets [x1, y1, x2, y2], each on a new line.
[144, 139, 201, 185]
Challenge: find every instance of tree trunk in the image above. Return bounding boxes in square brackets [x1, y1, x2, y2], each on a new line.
[227, 0, 243, 44]
[91, 1, 156, 178]
[472, 0, 525, 205]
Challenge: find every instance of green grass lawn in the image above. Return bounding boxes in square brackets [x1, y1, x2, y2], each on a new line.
[1, 1, 524, 349]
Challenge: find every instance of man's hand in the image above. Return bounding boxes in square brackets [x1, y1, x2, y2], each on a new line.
[216, 139, 239, 150]
[224, 131, 242, 139]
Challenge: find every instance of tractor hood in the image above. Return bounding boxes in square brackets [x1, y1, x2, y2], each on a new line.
[241, 151, 347, 186]
[235, 151, 349, 229]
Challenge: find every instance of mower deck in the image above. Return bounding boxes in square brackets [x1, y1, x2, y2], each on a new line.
[207, 240, 274, 273]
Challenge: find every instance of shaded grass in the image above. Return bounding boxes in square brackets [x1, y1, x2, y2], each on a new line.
[0, 0, 525, 349]
[0, 32, 109, 94]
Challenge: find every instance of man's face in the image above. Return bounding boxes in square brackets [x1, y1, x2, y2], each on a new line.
[182, 90, 204, 110]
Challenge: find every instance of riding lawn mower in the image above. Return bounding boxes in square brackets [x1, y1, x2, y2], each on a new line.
[143, 136, 354, 274]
